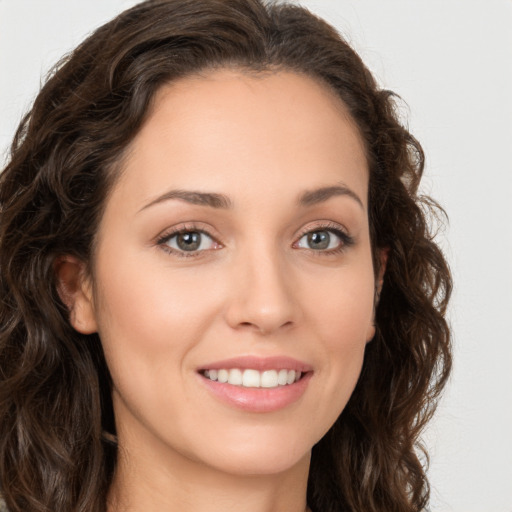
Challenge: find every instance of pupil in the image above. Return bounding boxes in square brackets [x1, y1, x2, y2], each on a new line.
[308, 231, 330, 250]
[177, 232, 201, 251]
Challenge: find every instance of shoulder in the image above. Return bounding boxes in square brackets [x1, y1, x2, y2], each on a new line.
[0, 496, 8, 512]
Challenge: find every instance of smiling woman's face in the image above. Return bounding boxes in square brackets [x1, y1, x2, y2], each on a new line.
[71, 69, 378, 478]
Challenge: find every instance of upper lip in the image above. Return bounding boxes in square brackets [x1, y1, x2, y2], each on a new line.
[198, 355, 313, 373]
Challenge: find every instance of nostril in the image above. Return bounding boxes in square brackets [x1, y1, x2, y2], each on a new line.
[235, 320, 294, 335]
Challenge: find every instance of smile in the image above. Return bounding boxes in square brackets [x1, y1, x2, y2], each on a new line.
[202, 368, 302, 388]
[198, 356, 313, 412]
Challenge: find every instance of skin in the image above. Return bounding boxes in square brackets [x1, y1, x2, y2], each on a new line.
[58, 69, 384, 512]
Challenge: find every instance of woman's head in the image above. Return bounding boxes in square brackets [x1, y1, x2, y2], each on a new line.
[0, 1, 451, 511]
[61, 67, 378, 484]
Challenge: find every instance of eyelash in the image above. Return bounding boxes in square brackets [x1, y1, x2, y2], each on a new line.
[156, 221, 354, 258]
[156, 223, 218, 258]
[294, 222, 355, 255]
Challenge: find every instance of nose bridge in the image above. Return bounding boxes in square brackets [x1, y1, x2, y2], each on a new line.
[225, 235, 297, 334]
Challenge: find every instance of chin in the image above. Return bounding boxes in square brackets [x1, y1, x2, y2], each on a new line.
[186, 424, 317, 477]
[206, 445, 311, 477]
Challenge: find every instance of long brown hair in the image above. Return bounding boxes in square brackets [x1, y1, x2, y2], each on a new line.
[0, 1, 451, 511]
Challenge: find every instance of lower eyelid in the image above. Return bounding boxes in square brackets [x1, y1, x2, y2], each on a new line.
[166, 231, 215, 247]
[294, 224, 354, 247]
[296, 232, 342, 250]
[156, 223, 353, 256]
[155, 224, 222, 254]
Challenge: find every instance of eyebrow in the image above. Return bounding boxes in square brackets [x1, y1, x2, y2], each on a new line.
[139, 189, 233, 212]
[298, 185, 364, 209]
[139, 183, 364, 213]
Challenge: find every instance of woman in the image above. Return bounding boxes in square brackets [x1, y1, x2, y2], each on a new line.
[0, 1, 451, 511]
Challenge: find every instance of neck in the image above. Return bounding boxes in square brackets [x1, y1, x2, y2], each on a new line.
[107, 441, 311, 512]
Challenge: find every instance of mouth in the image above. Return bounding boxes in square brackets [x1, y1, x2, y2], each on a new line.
[197, 356, 313, 412]
[200, 368, 305, 389]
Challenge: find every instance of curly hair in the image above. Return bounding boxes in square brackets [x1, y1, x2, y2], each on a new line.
[0, 1, 452, 511]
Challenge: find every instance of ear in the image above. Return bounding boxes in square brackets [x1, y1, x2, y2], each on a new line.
[54, 255, 98, 334]
[366, 247, 389, 342]
[375, 247, 389, 301]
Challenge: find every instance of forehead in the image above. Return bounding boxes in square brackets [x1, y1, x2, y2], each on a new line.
[114, 69, 369, 212]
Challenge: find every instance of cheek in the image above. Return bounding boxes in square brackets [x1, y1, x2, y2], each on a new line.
[91, 255, 220, 392]
[91, 261, 223, 436]
[303, 262, 375, 413]
[95, 256, 217, 341]
[307, 263, 375, 345]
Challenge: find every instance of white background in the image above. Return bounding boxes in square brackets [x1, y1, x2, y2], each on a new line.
[1, 1, 511, 511]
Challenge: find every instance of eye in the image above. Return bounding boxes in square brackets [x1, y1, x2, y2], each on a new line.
[159, 229, 219, 254]
[295, 226, 353, 252]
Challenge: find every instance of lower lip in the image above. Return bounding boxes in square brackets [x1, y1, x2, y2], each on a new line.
[199, 372, 312, 413]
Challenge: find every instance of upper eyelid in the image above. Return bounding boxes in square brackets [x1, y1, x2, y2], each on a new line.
[161, 229, 215, 243]
[294, 222, 355, 251]
[155, 220, 352, 250]
[156, 222, 220, 243]
[295, 220, 350, 238]
[156, 225, 221, 258]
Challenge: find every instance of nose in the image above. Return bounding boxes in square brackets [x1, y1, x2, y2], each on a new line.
[223, 246, 299, 335]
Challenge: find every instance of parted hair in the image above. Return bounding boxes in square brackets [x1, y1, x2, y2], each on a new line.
[0, 1, 451, 511]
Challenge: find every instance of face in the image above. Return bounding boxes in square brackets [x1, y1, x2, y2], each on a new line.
[71, 70, 379, 478]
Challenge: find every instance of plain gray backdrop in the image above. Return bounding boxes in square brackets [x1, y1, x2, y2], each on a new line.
[1, 1, 511, 511]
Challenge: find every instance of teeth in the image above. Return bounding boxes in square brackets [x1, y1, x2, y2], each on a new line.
[277, 369, 288, 386]
[261, 370, 278, 388]
[204, 368, 303, 388]
[242, 369, 260, 388]
[228, 368, 243, 386]
[217, 369, 228, 383]
[286, 370, 296, 385]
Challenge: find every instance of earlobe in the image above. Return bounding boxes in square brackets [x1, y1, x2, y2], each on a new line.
[54, 255, 98, 334]
[366, 324, 376, 343]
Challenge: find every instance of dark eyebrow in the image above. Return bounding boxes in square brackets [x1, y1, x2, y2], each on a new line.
[298, 185, 364, 209]
[139, 189, 233, 212]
